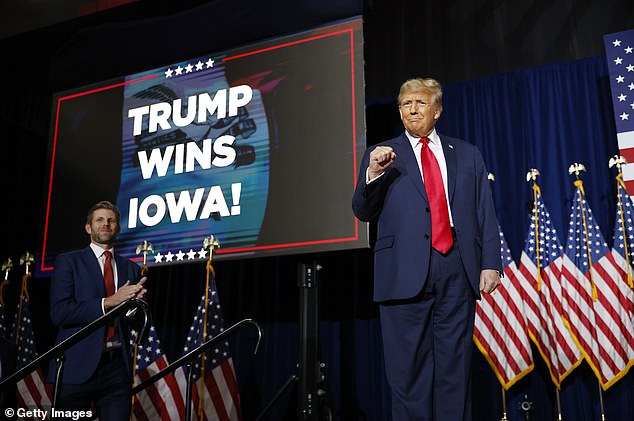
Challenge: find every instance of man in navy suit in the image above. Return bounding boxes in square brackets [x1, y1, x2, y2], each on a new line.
[352, 78, 502, 420]
[48, 200, 146, 420]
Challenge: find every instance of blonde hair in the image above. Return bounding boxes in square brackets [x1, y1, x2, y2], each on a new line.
[398, 78, 443, 106]
[86, 201, 120, 225]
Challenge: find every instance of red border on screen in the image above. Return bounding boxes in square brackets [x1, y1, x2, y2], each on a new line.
[41, 24, 362, 271]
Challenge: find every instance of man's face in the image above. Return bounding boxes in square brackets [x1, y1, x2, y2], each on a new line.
[85, 209, 120, 247]
[398, 89, 442, 138]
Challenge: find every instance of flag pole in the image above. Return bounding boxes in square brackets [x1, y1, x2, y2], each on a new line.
[15, 252, 34, 344]
[130, 241, 154, 419]
[556, 388, 563, 421]
[569, 163, 598, 300]
[500, 386, 508, 421]
[598, 381, 607, 420]
[527, 169, 542, 291]
[198, 235, 220, 419]
[610, 155, 634, 288]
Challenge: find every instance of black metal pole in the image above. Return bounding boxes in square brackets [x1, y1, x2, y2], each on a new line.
[298, 262, 321, 421]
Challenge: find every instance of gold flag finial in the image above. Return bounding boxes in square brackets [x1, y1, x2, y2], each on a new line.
[526, 168, 540, 182]
[568, 162, 586, 179]
[203, 235, 221, 262]
[488, 172, 495, 181]
[0, 258, 11, 305]
[2, 258, 13, 281]
[19, 252, 34, 275]
[609, 155, 627, 171]
[135, 240, 154, 268]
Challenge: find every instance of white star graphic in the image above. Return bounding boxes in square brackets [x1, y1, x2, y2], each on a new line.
[628, 64, 634, 72]
[165, 251, 174, 262]
[154, 252, 164, 263]
[206, 59, 215, 68]
[619, 93, 627, 102]
[195, 61, 204, 71]
[614, 39, 622, 47]
[626, 46, 633, 54]
[176, 250, 185, 261]
[185, 63, 193, 73]
[198, 248, 208, 259]
[630, 102, 634, 110]
[175, 66, 183, 76]
[615, 57, 623, 65]
[620, 112, 629, 120]
[617, 75, 625, 83]
[165, 68, 174, 78]
[187, 249, 197, 260]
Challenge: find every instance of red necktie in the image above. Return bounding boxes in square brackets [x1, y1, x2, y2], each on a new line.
[420, 137, 453, 253]
[103, 250, 116, 340]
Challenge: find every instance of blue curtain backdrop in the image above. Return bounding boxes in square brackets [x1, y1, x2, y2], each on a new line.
[435, 54, 633, 421]
[227, 54, 634, 421]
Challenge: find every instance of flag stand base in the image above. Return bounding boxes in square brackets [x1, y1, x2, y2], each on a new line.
[255, 261, 330, 421]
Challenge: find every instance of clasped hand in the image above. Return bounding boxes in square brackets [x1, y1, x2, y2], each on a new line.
[104, 276, 147, 310]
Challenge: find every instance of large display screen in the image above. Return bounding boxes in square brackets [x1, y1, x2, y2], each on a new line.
[38, 17, 367, 274]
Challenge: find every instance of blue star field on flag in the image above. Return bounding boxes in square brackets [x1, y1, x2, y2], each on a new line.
[13, 293, 39, 370]
[131, 325, 164, 371]
[500, 228, 514, 270]
[613, 181, 634, 262]
[0, 302, 6, 340]
[566, 191, 610, 269]
[604, 30, 634, 133]
[524, 191, 564, 266]
[183, 281, 230, 380]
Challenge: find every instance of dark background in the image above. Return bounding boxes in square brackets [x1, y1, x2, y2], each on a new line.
[1, 0, 634, 420]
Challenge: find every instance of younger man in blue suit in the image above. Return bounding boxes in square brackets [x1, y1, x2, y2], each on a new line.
[48, 200, 146, 420]
[353, 78, 502, 420]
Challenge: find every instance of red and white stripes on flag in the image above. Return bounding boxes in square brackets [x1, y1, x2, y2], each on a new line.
[173, 359, 241, 421]
[560, 179, 632, 389]
[474, 227, 534, 389]
[177, 279, 241, 421]
[516, 183, 582, 387]
[131, 326, 185, 420]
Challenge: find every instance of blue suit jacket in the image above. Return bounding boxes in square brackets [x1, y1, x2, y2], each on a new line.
[47, 246, 141, 384]
[352, 132, 502, 302]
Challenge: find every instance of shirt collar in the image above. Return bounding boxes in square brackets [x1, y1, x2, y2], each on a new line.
[90, 242, 115, 259]
[405, 128, 440, 149]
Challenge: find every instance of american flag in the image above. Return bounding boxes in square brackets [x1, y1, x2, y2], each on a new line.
[561, 179, 634, 389]
[605, 177, 634, 380]
[130, 325, 185, 420]
[12, 279, 52, 411]
[473, 227, 534, 389]
[175, 279, 241, 421]
[515, 183, 582, 387]
[0, 300, 6, 340]
[604, 29, 634, 195]
[613, 173, 634, 276]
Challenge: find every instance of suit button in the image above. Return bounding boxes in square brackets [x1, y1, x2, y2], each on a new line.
[425, 234, 430, 239]
[425, 207, 430, 213]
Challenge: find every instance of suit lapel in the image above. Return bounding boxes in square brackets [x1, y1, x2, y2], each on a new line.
[114, 253, 129, 288]
[83, 246, 106, 296]
[440, 134, 458, 204]
[394, 133, 428, 203]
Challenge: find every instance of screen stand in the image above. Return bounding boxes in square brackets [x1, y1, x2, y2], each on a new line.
[255, 261, 330, 421]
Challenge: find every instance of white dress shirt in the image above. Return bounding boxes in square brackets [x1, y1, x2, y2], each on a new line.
[89, 242, 119, 314]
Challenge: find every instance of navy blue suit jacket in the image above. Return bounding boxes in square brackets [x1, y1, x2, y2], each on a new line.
[352, 132, 501, 302]
[47, 246, 141, 384]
